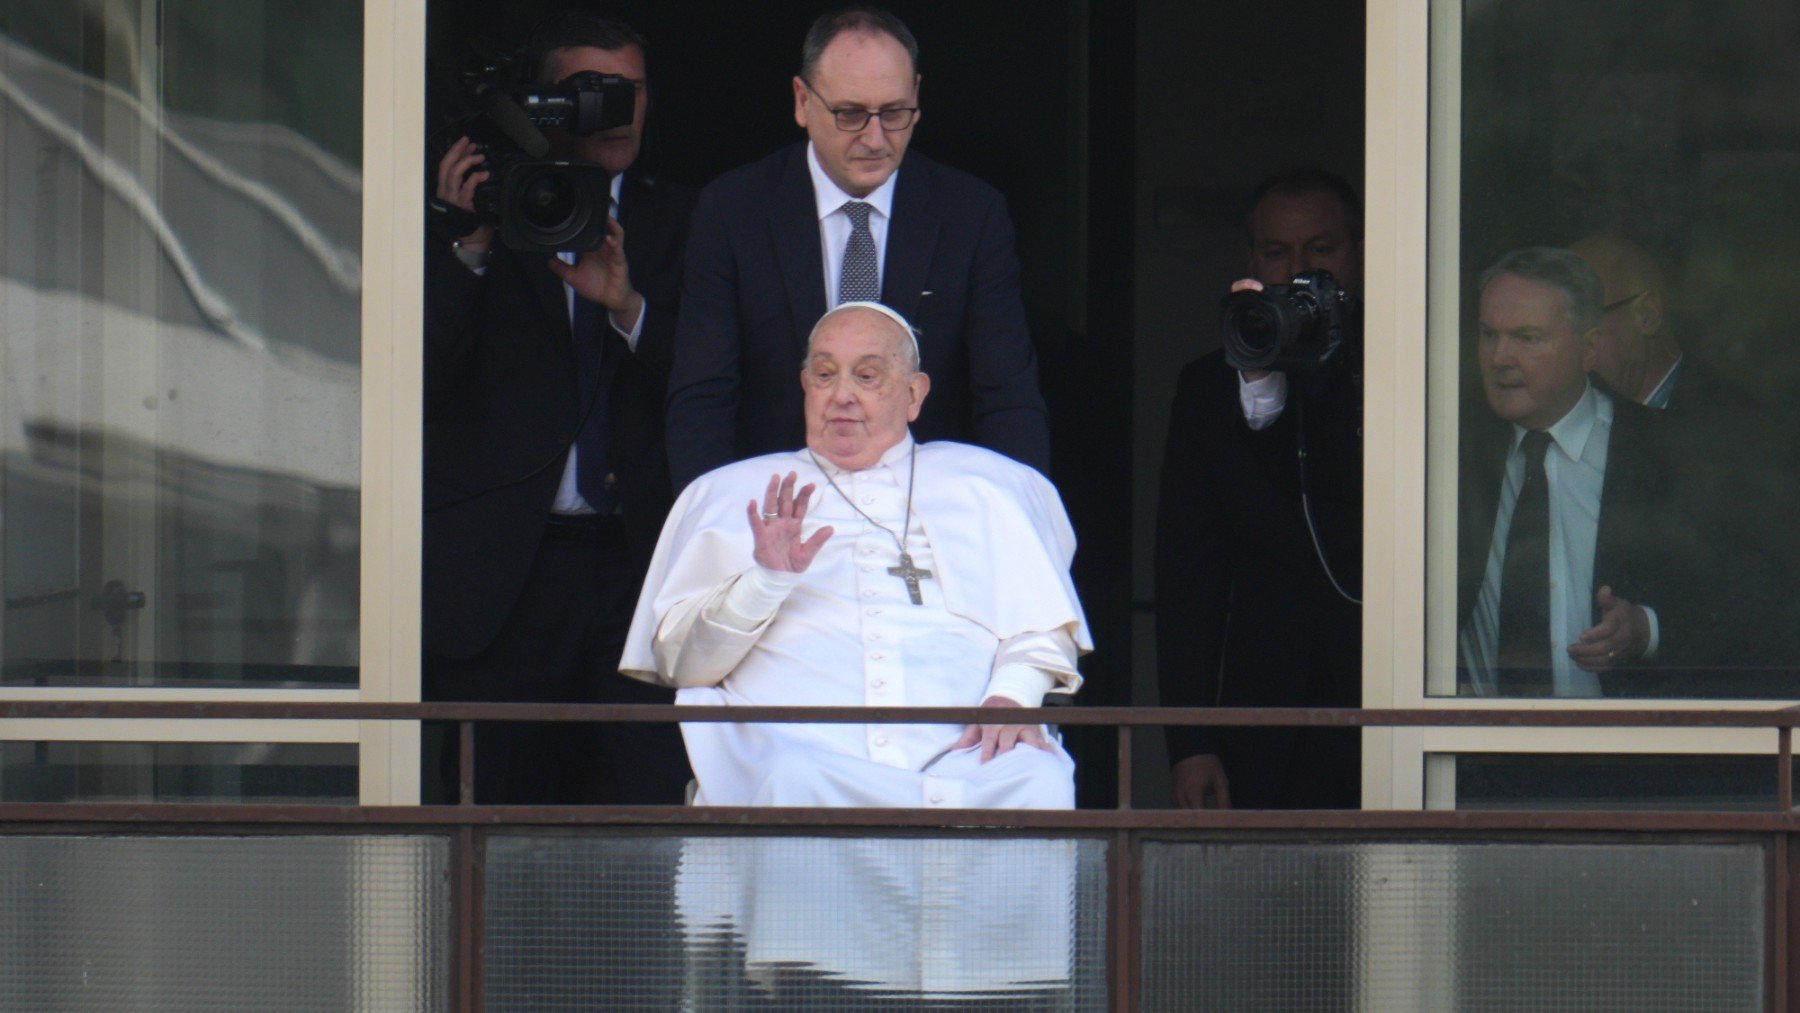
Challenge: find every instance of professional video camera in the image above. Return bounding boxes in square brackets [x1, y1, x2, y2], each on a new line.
[430, 51, 637, 253]
[1219, 270, 1360, 374]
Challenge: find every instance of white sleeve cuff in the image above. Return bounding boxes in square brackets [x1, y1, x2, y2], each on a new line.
[1237, 369, 1289, 431]
[708, 565, 801, 631]
[982, 664, 1059, 708]
[611, 301, 645, 352]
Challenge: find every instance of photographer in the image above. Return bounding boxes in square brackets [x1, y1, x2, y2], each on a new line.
[1155, 168, 1363, 810]
[422, 12, 693, 804]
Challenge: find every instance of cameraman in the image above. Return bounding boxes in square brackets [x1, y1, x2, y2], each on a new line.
[423, 12, 694, 804]
[1156, 168, 1363, 809]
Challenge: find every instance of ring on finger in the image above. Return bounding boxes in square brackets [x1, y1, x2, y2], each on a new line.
[762, 512, 780, 521]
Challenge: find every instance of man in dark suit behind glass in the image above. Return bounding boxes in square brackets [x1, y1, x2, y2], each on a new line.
[666, 6, 1050, 491]
[422, 12, 691, 804]
[1455, 247, 1721, 699]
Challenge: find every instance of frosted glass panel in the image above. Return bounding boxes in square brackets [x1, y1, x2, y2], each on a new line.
[484, 833, 1110, 1009]
[0, 835, 449, 1010]
[1141, 840, 1763, 1011]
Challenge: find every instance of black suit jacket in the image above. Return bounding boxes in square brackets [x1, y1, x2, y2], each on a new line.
[1454, 392, 1735, 696]
[1637, 361, 1800, 694]
[423, 172, 697, 658]
[1155, 352, 1362, 808]
[666, 143, 1050, 489]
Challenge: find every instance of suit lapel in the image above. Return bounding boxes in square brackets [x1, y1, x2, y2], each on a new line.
[1594, 397, 1654, 590]
[617, 171, 653, 267]
[1459, 418, 1511, 618]
[882, 160, 938, 324]
[770, 147, 827, 356]
[510, 249, 579, 410]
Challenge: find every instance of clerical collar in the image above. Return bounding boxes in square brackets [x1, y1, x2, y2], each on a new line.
[806, 142, 898, 223]
[1511, 381, 1607, 463]
[805, 433, 915, 479]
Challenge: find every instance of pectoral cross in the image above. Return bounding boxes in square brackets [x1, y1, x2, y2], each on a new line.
[887, 551, 934, 606]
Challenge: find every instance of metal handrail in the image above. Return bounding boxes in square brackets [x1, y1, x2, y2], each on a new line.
[3, 700, 1796, 1011]
[5, 700, 1800, 726]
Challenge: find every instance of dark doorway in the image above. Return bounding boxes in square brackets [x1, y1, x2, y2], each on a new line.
[426, 1, 1366, 807]
[427, 0, 1135, 805]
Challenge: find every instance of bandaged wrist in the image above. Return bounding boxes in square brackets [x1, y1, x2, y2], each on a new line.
[712, 565, 802, 630]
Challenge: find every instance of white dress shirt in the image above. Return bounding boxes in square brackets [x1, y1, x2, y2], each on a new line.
[807, 142, 898, 306]
[551, 173, 640, 514]
[1465, 383, 1659, 696]
[1238, 370, 1289, 430]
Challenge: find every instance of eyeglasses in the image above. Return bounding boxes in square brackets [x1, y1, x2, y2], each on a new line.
[800, 78, 918, 132]
[1601, 292, 1644, 315]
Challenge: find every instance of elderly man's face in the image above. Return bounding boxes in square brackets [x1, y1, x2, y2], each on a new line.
[1478, 273, 1597, 431]
[542, 44, 648, 176]
[1248, 189, 1361, 288]
[802, 308, 930, 469]
[793, 30, 918, 198]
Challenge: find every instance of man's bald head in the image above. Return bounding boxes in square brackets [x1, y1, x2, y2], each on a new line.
[1570, 235, 1680, 404]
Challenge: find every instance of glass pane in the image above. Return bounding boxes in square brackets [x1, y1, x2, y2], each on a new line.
[0, 834, 449, 1010]
[0, 740, 356, 803]
[1140, 840, 1764, 1011]
[1431, 0, 1800, 698]
[0, 1, 362, 688]
[484, 833, 1110, 1009]
[1442, 752, 1795, 811]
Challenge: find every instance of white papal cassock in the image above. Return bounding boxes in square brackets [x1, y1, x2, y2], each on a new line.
[620, 436, 1092, 809]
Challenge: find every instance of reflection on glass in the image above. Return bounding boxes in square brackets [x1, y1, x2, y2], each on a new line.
[482, 834, 1110, 1009]
[0, 4, 362, 687]
[1, 835, 448, 1008]
[1445, 753, 1794, 812]
[1439, 0, 1800, 698]
[1141, 840, 1764, 1009]
[0, 741, 357, 803]
[678, 837, 1087, 1002]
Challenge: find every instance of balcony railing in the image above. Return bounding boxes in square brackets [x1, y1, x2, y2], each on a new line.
[1, 701, 1796, 1010]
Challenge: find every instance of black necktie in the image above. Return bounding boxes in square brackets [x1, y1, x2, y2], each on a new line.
[1496, 430, 1553, 695]
[838, 200, 879, 304]
[570, 296, 616, 514]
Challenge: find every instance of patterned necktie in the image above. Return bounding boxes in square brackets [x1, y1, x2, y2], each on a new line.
[837, 200, 880, 304]
[1495, 429, 1553, 695]
[570, 296, 616, 515]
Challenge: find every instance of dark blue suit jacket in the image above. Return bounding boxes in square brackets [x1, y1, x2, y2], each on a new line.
[423, 172, 695, 658]
[666, 143, 1050, 489]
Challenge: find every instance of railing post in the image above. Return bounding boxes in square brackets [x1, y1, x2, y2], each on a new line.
[458, 720, 476, 807]
[1108, 828, 1138, 1012]
[456, 825, 480, 1012]
[1781, 726, 1793, 1012]
[1780, 726, 1792, 813]
[1116, 724, 1133, 811]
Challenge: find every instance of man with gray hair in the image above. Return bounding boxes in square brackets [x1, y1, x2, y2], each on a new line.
[1457, 247, 1712, 697]
[623, 302, 1088, 807]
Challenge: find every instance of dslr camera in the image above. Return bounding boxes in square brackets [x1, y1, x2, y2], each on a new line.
[1219, 270, 1359, 374]
[432, 52, 637, 252]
